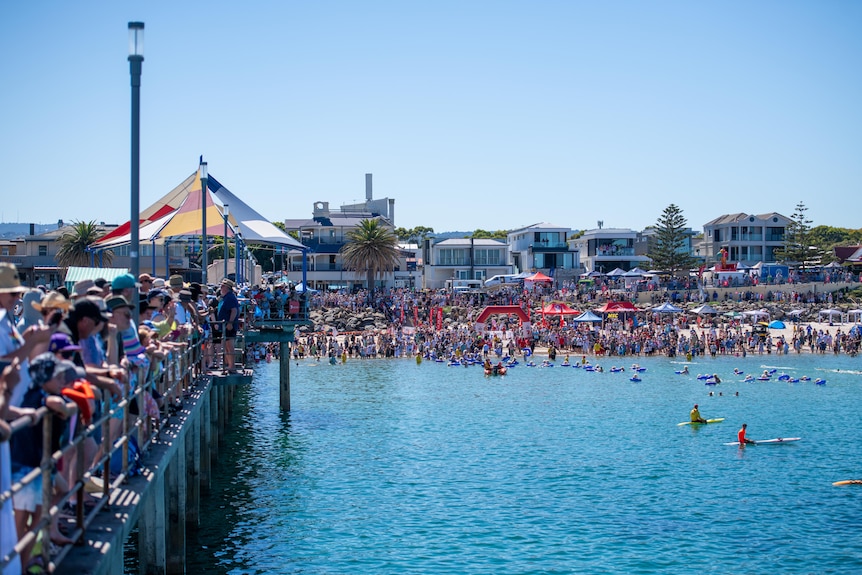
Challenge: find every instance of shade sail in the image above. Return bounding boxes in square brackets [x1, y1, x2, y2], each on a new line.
[95, 173, 197, 245]
[92, 168, 306, 252]
[92, 211, 176, 250]
[208, 174, 305, 250]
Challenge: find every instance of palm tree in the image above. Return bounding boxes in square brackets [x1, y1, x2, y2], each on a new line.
[340, 218, 400, 293]
[56, 220, 111, 269]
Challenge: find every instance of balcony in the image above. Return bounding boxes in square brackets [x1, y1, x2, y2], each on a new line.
[593, 247, 635, 257]
[531, 242, 569, 252]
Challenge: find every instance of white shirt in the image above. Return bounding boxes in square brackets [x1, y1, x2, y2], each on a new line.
[0, 308, 32, 408]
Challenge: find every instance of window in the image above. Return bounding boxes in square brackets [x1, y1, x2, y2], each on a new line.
[473, 248, 502, 266]
[437, 248, 469, 266]
[38, 245, 48, 257]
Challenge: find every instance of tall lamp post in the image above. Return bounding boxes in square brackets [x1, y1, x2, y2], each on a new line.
[223, 204, 229, 281]
[234, 227, 241, 283]
[128, 21, 144, 326]
[200, 160, 208, 286]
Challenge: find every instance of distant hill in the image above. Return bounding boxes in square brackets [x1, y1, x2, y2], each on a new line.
[0, 222, 59, 239]
[429, 231, 476, 240]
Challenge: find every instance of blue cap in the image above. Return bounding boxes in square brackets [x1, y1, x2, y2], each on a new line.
[111, 273, 140, 290]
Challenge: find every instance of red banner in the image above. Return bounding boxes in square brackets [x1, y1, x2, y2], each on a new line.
[436, 307, 443, 330]
[400, 304, 404, 322]
[413, 305, 418, 326]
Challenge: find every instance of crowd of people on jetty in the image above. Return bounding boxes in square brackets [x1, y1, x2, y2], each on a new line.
[1, 264, 243, 574]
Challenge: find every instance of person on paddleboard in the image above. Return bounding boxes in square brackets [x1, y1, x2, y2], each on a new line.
[690, 404, 707, 424]
[738, 423, 756, 445]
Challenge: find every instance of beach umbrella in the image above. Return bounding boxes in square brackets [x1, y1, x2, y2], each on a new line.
[768, 320, 786, 329]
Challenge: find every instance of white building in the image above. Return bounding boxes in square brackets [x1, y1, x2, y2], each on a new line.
[507, 222, 580, 282]
[569, 227, 650, 274]
[423, 238, 511, 289]
[702, 212, 790, 266]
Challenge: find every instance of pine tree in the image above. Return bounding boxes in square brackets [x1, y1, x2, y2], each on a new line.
[775, 202, 813, 269]
[647, 205, 697, 276]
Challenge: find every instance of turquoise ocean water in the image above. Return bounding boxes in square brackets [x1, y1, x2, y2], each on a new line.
[186, 353, 862, 574]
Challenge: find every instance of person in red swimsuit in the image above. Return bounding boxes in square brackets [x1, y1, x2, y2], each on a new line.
[738, 423, 755, 445]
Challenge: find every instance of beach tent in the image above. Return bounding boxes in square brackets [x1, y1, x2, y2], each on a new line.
[691, 304, 718, 315]
[594, 301, 638, 314]
[293, 282, 318, 293]
[768, 320, 786, 329]
[525, 272, 553, 283]
[539, 302, 579, 316]
[540, 301, 579, 327]
[724, 311, 743, 319]
[847, 309, 862, 322]
[581, 270, 603, 278]
[651, 302, 683, 313]
[606, 268, 626, 277]
[819, 309, 843, 321]
[572, 310, 603, 323]
[623, 267, 647, 276]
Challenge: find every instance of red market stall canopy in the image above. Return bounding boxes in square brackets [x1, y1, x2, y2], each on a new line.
[524, 272, 553, 283]
[540, 302, 579, 315]
[594, 301, 639, 314]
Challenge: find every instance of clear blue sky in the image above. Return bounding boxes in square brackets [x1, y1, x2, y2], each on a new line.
[1, 1, 860, 234]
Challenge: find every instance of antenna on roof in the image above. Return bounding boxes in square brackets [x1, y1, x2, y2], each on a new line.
[597, 220, 603, 229]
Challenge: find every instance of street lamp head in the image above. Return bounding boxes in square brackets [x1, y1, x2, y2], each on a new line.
[200, 160, 208, 181]
[128, 22, 145, 58]
[223, 203, 229, 217]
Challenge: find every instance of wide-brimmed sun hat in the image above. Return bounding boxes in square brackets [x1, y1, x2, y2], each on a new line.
[31, 291, 72, 312]
[0, 263, 24, 294]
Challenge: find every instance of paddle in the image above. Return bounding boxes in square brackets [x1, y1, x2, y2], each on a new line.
[833, 480, 862, 486]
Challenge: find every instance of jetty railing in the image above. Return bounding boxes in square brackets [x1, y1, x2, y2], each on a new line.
[1, 338, 203, 573]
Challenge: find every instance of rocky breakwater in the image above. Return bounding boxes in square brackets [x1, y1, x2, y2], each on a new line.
[309, 306, 392, 333]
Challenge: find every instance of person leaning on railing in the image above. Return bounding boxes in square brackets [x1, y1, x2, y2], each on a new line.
[9, 353, 77, 570]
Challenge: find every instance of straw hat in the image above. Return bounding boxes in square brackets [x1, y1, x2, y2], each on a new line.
[71, 279, 95, 299]
[0, 263, 24, 294]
